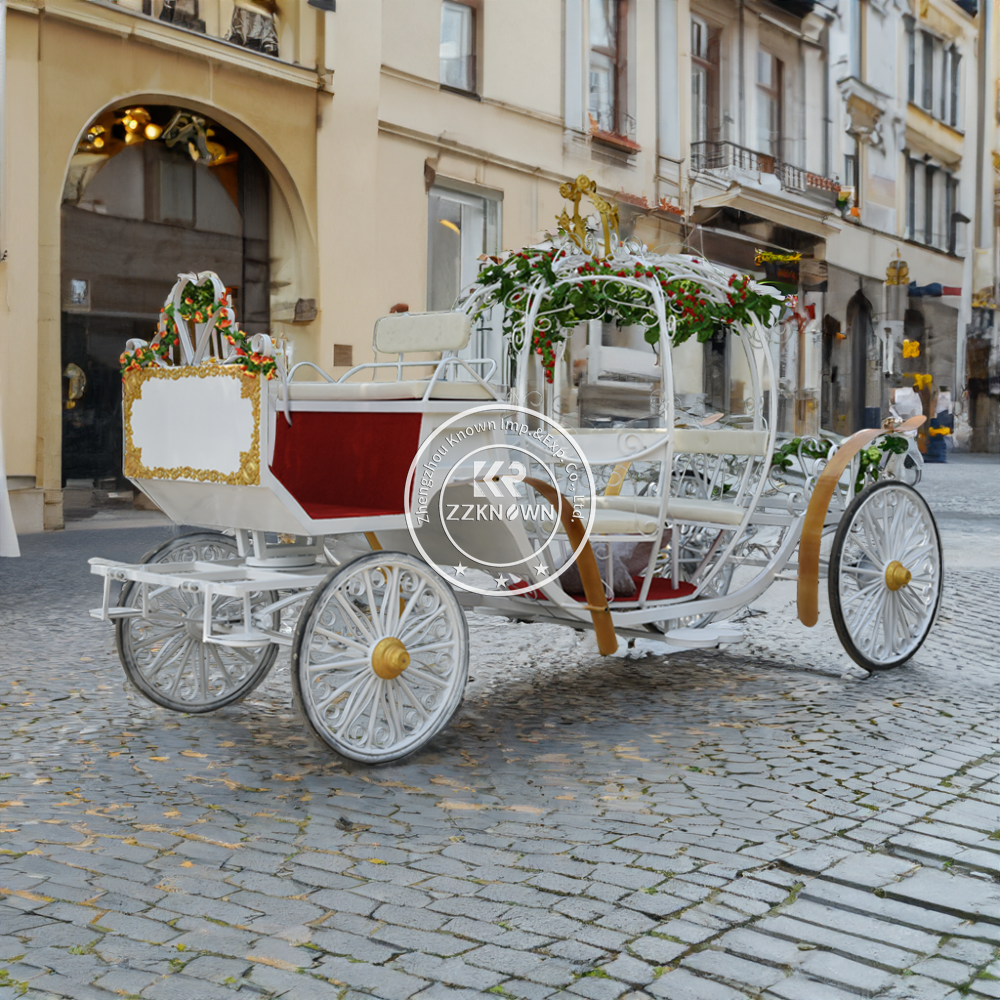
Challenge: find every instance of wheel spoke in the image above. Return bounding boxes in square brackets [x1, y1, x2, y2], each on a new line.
[403, 665, 450, 689]
[314, 624, 370, 654]
[395, 580, 428, 636]
[363, 570, 384, 640]
[332, 591, 377, 644]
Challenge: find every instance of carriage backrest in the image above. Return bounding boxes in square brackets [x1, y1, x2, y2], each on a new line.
[673, 428, 770, 457]
[373, 311, 472, 355]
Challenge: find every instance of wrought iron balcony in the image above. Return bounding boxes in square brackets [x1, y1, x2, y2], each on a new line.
[692, 140, 840, 207]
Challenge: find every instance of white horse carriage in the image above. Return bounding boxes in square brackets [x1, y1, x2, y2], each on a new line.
[90, 183, 942, 764]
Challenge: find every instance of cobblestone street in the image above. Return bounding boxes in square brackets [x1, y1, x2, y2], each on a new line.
[1, 456, 997, 1000]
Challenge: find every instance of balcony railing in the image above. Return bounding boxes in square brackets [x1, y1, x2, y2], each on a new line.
[692, 140, 840, 205]
[101, 1, 281, 60]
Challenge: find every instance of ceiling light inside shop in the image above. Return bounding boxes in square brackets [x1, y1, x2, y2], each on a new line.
[439, 220, 461, 235]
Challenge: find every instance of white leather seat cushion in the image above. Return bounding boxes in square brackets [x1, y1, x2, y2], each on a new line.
[277, 380, 497, 402]
[539, 494, 746, 533]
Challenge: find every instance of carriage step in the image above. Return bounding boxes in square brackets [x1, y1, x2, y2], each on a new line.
[659, 624, 744, 648]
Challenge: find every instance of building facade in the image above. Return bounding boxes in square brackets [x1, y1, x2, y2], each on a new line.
[0, 0, 991, 533]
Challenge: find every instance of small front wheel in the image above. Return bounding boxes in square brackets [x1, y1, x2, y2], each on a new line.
[116, 531, 280, 712]
[829, 481, 942, 672]
[291, 552, 468, 763]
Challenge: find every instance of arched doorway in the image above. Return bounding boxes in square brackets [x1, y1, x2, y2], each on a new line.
[60, 105, 271, 492]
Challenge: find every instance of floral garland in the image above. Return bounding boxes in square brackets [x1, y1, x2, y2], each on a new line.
[469, 247, 779, 384]
[120, 279, 276, 380]
[771, 434, 909, 494]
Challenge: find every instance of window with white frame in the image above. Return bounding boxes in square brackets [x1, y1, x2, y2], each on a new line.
[905, 156, 960, 254]
[908, 27, 961, 129]
[589, 0, 628, 135]
[440, 1, 476, 93]
[756, 50, 782, 158]
[691, 16, 720, 144]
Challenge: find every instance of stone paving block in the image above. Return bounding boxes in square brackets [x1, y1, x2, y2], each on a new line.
[908, 957, 973, 985]
[246, 935, 318, 970]
[796, 950, 896, 994]
[177, 954, 251, 985]
[647, 967, 750, 999]
[309, 887, 381, 916]
[682, 949, 785, 990]
[880, 974, 966, 999]
[14, 972, 114, 1000]
[764, 973, 874, 999]
[93, 968, 160, 995]
[554, 896, 617, 922]
[548, 939, 607, 964]
[372, 924, 476, 957]
[568, 975, 630, 1000]
[629, 935, 688, 966]
[887, 868, 1000, 920]
[656, 919, 717, 944]
[373, 903, 449, 931]
[799, 877, 964, 934]
[393, 952, 505, 990]
[618, 891, 688, 918]
[527, 872, 590, 895]
[247, 964, 348, 999]
[462, 943, 544, 977]
[310, 927, 398, 964]
[783, 897, 940, 954]
[971, 977, 1000, 999]
[498, 978, 557, 1000]
[410, 984, 485, 1000]
[596, 909, 657, 936]
[87, 908, 179, 945]
[821, 852, 919, 889]
[170, 924, 255, 957]
[576, 926, 630, 952]
[317, 956, 428, 1000]
[601, 954, 656, 986]
[716, 928, 804, 968]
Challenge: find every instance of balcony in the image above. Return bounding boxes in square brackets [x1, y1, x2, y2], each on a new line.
[86, 0, 322, 70]
[691, 140, 840, 208]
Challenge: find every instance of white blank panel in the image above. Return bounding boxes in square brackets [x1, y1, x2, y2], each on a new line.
[130, 374, 254, 477]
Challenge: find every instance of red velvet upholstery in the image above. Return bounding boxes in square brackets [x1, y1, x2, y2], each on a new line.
[270, 411, 422, 520]
[513, 577, 696, 603]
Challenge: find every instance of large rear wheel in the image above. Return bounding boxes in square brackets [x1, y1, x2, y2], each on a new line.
[829, 481, 942, 672]
[292, 552, 468, 763]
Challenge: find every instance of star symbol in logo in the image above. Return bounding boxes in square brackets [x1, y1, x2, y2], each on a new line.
[534, 562, 548, 576]
[495, 573, 508, 589]
[454, 563, 468, 577]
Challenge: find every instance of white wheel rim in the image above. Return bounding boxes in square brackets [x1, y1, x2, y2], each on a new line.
[836, 485, 940, 664]
[299, 557, 467, 761]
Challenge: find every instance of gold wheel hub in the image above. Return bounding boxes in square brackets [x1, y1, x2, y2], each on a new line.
[371, 636, 410, 680]
[885, 560, 912, 591]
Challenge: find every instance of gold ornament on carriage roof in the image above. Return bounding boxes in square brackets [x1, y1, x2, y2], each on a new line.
[556, 175, 620, 259]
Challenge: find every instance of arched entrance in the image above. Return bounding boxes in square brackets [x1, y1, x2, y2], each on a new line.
[60, 105, 271, 491]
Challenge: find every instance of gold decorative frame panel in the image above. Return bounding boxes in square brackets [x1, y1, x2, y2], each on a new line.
[123, 366, 261, 486]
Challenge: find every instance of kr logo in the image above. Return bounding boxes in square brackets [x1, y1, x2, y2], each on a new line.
[472, 460, 526, 498]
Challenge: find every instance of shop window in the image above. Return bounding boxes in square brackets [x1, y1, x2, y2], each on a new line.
[691, 16, 720, 144]
[440, 1, 476, 94]
[427, 185, 500, 312]
[756, 50, 782, 159]
[589, 0, 629, 136]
